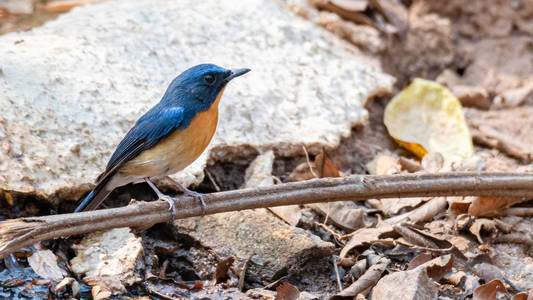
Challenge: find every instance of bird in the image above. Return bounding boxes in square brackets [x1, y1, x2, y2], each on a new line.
[74, 64, 250, 214]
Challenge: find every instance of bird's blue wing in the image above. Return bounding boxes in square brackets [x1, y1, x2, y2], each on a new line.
[96, 106, 185, 183]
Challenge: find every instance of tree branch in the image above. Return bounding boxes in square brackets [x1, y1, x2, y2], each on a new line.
[1, 172, 532, 258]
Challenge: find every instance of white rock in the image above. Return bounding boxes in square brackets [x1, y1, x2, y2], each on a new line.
[28, 249, 67, 281]
[0, 0, 35, 14]
[70, 228, 143, 286]
[242, 150, 275, 189]
[0, 0, 394, 200]
[242, 150, 303, 226]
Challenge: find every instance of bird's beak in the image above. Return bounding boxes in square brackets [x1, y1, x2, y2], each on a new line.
[224, 68, 251, 82]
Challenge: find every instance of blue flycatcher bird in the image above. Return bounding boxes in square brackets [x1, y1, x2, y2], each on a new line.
[74, 64, 250, 213]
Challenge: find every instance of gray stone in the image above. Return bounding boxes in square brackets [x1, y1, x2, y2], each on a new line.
[173, 210, 334, 284]
[0, 0, 394, 201]
[371, 268, 438, 300]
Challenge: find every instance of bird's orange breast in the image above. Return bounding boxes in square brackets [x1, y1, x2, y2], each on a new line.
[119, 88, 224, 177]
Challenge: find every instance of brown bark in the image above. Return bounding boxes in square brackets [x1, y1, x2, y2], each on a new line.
[1, 172, 532, 258]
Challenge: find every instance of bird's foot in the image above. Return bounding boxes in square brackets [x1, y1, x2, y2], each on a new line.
[159, 195, 177, 217]
[165, 176, 207, 215]
[145, 177, 177, 218]
[182, 189, 207, 215]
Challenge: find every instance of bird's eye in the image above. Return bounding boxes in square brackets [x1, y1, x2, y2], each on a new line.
[204, 74, 215, 85]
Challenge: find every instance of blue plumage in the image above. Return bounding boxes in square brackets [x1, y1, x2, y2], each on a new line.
[102, 106, 185, 181]
[75, 64, 250, 212]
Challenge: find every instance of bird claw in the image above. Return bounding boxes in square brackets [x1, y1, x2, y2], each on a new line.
[164, 176, 207, 215]
[159, 195, 177, 217]
[183, 190, 207, 215]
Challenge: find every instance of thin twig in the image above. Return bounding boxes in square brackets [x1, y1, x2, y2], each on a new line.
[332, 255, 343, 292]
[302, 145, 319, 179]
[238, 256, 251, 291]
[0, 172, 532, 258]
[502, 207, 533, 216]
[315, 221, 343, 242]
[205, 169, 221, 192]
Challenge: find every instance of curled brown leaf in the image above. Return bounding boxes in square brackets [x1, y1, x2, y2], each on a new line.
[473, 279, 507, 300]
[330, 257, 390, 300]
[275, 282, 300, 300]
[215, 257, 235, 284]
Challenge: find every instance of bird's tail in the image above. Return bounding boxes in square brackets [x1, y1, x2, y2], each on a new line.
[74, 177, 113, 212]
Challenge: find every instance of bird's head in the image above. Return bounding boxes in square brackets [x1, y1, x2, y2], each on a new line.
[163, 64, 250, 111]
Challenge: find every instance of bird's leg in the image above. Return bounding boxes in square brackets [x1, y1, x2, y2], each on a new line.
[144, 177, 176, 217]
[166, 176, 207, 214]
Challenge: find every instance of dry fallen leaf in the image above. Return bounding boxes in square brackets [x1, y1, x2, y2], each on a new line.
[404, 197, 448, 223]
[407, 253, 432, 270]
[372, 0, 409, 33]
[449, 197, 476, 215]
[469, 196, 526, 217]
[84, 275, 126, 300]
[384, 78, 474, 165]
[340, 226, 396, 258]
[309, 201, 365, 231]
[215, 257, 235, 284]
[348, 259, 368, 279]
[473, 279, 507, 300]
[366, 154, 402, 175]
[398, 157, 423, 172]
[493, 84, 533, 108]
[421, 152, 444, 173]
[27, 249, 66, 281]
[286, 150, 340, 182]
[44, 0, 106, 13]
[469, 218, 498, 244]
[275, 282, 300, 300]
[416, 254, 454, 281]
[55, 277, 80, 297]
[443, 270, 467, 286]
[511, 292, 529, 300]
[285, 161, 316, 183]
[329, 0, 368, 12]
[466, 107, 533, 162]
[312, 0, 376, 28]
[380, 197, 427, 216]
[394, 223, 453, 250]
[330, 257, 390, 300]
[315, 151, 341, 178]
[268, 205, 303, 227]
[4, 192, 14, 206]
[451, 85, 491, 110]
[384, 197, 447, 225]
[449, 235, 474, 252]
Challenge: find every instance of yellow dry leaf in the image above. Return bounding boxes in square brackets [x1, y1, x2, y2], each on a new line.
[384, 78, 474, 165]
[4, 192, 14, 206]
[393, 138, 428, 159]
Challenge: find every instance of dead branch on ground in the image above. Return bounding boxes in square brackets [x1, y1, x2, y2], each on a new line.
[1, 172, 532, 258]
